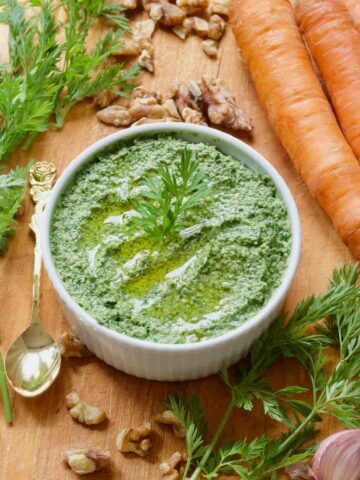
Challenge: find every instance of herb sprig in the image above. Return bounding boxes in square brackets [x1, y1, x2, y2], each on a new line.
[166, 395, 207, 478]
[134, 148, 208, 241]
[0, 0, 138, 252]
[162, 264, 360, 479]
[0, 166, 30, 252]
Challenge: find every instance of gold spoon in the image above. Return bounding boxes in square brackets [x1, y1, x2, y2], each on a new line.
[5, 162, 61, 397]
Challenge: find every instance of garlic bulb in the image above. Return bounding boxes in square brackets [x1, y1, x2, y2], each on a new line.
[286, 430, 360, 480]
[312, 430, 360, 480]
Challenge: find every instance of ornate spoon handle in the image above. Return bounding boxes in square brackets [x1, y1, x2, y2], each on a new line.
[28, 162, 57, 326]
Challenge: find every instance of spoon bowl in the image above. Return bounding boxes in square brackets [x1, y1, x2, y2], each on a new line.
[5, 325, 61, 397]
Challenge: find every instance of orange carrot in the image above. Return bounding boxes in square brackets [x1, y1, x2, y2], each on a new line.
[229, 0, 360, 258]
[342, 0, 360, 31]
[296, 0, 360, 162]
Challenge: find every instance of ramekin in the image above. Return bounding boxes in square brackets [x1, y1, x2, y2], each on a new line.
[41, 123, 301, 381]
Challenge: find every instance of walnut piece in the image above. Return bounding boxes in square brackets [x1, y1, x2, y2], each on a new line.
[208, 0, 230, 15]
[173, 81, 202, 113]
[160, 452, 186, 480]
[172, 81, 206, 125]
[200, 76, 252, 131]
[66, 392, 107, 426]
[63, 448, 111, 475]
[147, 2, 164, 21]
[201, 39, 218, 57]
[116, 422, 153, 456]
[188, 16, 209, 37]
[176, 0, 209, 14]
[97, 88, 182, 127]
[96, 105, 133, 126]
[112, 19, 155, 56]
[155, 410, 186, 438]
[162, 99, 182, 119]
[159, 1, 187, 26]
[207, 14, 226, 40]
[138, 49, 155, 73]
[93, 89, 118, 108]
[142, 0, 186, 26]
[172, 19, 192, 39]
[186, 14, 225, 40]
[182, 107, 207, 124]
[113, 0, 138, 9]
[58, 332, 93, 358]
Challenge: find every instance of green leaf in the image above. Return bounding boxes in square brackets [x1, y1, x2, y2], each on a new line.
[133, 147, 208, 241]
[0, 165, 30, 253]
[0, 0, 137, 250]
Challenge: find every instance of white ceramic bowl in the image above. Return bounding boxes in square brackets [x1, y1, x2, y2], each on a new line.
[41, 123, 301, 381]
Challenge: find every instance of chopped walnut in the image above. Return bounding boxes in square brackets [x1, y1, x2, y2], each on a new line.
[97, 105, 133, 126]
[201, 39, 218, 57]
[147, 2, 164, 21]
[63, 448, 111, 475]
[142, 0, 186, 26]
[208, 0, 230, 15]
[207, 14, 226, 40]
[172, 81, 206, 125]
[130, 102, 167, 119]
[160, 452, 186, 480]
[162, 99, 182, 119]
[135, 19, 156, 40]
[112, 19, 155, 56]
[93, 89, 118, 108]
[200, 76, 252, 131]
[116, 422, 153, 456]
[160, 1, 187, 26]
[188, 16, 209, 37]
[66, 392, 107, 426]
[172, 19, 192, 39]
[176, 0, 209, 15]
[98, 88, 182, 127]
[138, 49, 155, 73]
[186, 14, 225, 40]
[58, 332, 93, 358]
[174, 82, 201, 114]
[113, 0, 138, 8]
[182, 107, 207, 124]
[132, 86, 160, 100]
[155, 410, 186, 438]
[96, 78, 251, 133]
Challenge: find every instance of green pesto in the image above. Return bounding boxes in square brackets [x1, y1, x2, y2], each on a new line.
[51, 136, 291, 344]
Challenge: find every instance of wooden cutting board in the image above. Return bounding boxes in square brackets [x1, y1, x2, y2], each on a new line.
[0, 17, 352, 480]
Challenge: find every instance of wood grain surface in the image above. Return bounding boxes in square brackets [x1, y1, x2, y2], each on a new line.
[0, 14, 353, 480]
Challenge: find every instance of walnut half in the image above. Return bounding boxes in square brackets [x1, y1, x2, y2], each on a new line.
[66, 392, 107, 426]
[58, 332, 93, 358]
[116, 422, 153, 456]
[63, 448, 111, 475]
[200, 76, 252, 131]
